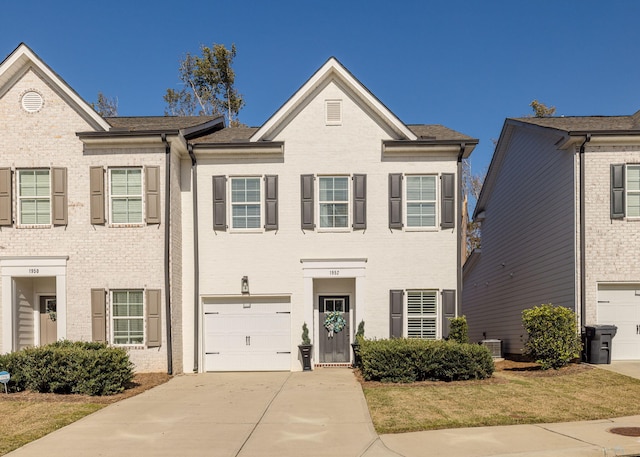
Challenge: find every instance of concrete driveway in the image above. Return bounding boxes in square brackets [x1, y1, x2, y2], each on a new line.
[7, 368, 396, 457]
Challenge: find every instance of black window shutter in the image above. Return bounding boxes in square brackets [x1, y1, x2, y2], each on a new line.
[352, 174, 366, 230]
[389, 289, 404, 338]
[212, 175, 227, 231]
[441, 289, 456, 339]
[389, 173, 403, 229]
[301, 174, 315, 230]
[611, 164, 625, 219]
[441, 173, 455, 229]
[264, 175, 278, 231]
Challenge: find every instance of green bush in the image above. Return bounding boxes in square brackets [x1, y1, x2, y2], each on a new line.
[0, 341, 134, 395]
[522, 303, 582, 370]
[359, 338, 494, 383]
[448, 316, 469, 344]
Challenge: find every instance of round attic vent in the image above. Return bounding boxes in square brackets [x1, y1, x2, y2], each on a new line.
[21, 91, 44, 113]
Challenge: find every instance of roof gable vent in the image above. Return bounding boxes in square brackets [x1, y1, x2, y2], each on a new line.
[21, 90, 44, 113]
[325, 100, 342, 125]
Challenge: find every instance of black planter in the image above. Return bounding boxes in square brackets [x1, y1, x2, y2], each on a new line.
[298, 344, 313, 371]
[351, 342, 361, 368]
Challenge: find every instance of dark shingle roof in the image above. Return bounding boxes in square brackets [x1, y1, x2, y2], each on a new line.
[407, 124, 475, 141]
[106, 116, 217, 132]
[190, 127, 258, 144]
[513, 112, 640, 133]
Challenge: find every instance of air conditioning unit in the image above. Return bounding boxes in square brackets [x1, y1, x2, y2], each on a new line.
[481, 339, 503, 359]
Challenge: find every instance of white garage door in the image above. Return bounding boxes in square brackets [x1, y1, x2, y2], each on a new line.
[204, 301, 291, 371]
[597, 284, 640, 360]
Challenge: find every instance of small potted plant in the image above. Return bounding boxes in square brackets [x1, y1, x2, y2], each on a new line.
[298, 322, 313, 371]
[351, 320, 365, 368]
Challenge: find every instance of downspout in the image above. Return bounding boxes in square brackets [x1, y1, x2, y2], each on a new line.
[457, 143, 465, 317]
[162, 134, 173, 375]
[188, 144, 200, 372]
[578, 134, 591, 330]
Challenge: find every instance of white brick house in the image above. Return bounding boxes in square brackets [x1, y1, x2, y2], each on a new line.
[463, 115, 640, 360]
[0, 44, 477, 372]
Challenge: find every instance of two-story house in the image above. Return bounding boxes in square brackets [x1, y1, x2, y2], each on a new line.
[180, 58, 477, 372]
[1, 43, 477, 373]
[463, 115, 640, 361]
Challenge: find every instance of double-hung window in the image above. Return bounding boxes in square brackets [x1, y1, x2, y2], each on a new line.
[110, 168, 142, 224]
[231, 177, 261, 229]
[627, 165, 640, 218]
[407, 290, 437, 339]
[18, 169, 51, 225]
[406, 175, 436, 228]
[319, 176, 349, 228]
[111, 290, 144, 345]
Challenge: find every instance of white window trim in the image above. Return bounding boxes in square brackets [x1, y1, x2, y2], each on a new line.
[404, 174, 438, 231]
[17, 168, 51, 227]
[229, 175, 264, 233]
[110, 289, 145, 346]
[317, 174, 351, 232]
[626, 164, 640, 219]
[406, 289, 439, 340]
[108, 167, 144, 226]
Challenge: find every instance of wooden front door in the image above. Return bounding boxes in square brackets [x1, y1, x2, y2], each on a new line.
[319, 296, 350, 363]
[39, 296, 57, 345]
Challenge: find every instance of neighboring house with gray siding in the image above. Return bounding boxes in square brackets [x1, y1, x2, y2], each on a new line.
[463, 114, 640, 360]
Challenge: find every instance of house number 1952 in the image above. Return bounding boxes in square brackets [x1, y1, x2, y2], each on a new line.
[329, 270, 340, 276]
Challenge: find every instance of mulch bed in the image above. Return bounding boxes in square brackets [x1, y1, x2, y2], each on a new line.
[0, 372, 171, 404]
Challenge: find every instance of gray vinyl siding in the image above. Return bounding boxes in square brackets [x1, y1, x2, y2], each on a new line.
[462, 126, 576, 354]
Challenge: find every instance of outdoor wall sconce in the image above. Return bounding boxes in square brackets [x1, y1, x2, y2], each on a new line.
[241, 276, 250, 295]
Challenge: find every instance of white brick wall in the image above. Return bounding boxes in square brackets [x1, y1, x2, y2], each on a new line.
[583, 145, 640, 324]
[0, 69, 171, 372]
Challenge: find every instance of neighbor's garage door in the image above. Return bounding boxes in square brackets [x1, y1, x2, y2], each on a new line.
[598, 284, 640, 360]
[204, 301, 291, 371]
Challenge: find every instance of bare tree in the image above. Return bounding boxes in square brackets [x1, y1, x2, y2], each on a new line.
[91, 92, 118, 117]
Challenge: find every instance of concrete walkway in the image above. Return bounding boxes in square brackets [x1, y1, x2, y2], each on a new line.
[7, 362, 640, 457]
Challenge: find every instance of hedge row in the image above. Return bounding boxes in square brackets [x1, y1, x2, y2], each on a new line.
[359, 338, 494, 383]
[0, 341, 134, 395]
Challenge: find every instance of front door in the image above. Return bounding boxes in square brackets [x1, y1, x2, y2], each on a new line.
[39, 296, 57, 345]
[319, 296, 350, 363]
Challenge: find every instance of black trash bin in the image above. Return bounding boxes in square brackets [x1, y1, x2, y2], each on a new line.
[584, 325, 617, 364]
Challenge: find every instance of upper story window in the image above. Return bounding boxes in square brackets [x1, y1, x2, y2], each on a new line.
[109, 168, 142, 224]
[406, 175, 437, 228]
[627, 165, 640, 218]
[111, 289, 144, 345]
[18, 169, 50, 225]
[406, 290, 437, 339]
[319, 176, 349, 229]
[389, 173, 455, 230]
[231, 177, 261, 229]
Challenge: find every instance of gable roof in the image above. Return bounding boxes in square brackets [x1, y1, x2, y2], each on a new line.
[0, 43, 111, 131]
[250, 57, 418, 142]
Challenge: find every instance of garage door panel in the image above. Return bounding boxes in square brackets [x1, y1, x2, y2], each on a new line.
[203, 301, 292, 371]
[597, 285, 640, 361]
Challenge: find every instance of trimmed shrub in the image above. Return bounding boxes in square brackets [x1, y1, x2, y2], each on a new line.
[522, 303, 582, 370]
[448, 316, 469, 344]
[0, 340, 134, 395]
[359, 338, 494, 383]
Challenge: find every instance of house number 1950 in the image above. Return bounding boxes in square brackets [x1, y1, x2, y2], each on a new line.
[28, 268, 40, 274]
[329, 270, 340, 276]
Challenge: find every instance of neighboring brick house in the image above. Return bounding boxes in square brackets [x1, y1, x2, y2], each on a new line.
[462, 115, 640, 360]
[1, 44, 477, 372]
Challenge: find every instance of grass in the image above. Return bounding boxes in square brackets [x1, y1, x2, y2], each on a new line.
[0, 402, 104, 455]
[362, 362, 640, 434]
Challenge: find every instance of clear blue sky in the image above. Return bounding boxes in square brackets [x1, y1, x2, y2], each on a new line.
[3, 0, 640, 174]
